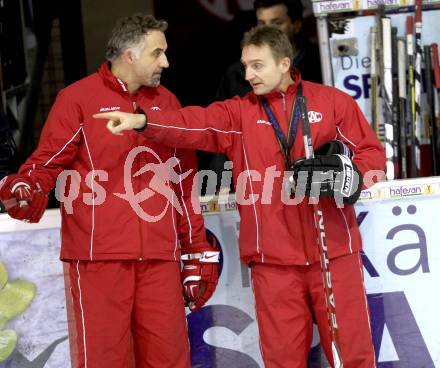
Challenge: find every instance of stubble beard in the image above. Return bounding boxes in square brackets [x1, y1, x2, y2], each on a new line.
[147, 77, 161, 87]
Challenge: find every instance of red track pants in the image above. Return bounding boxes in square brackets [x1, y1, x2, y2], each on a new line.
[69, 260, 190, 368]
[251, 251, 376, 368]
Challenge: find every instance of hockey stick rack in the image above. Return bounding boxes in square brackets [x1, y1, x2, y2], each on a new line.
[313, 0, 440, 178]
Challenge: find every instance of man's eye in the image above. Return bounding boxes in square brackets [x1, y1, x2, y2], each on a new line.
[253, 63, 262, 70]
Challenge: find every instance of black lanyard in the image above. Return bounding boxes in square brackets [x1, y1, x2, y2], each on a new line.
[261, 84, 303, 169]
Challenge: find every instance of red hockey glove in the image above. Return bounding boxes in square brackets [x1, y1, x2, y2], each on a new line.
[0, 174, 48, 223]
[181, 234, 220, 311]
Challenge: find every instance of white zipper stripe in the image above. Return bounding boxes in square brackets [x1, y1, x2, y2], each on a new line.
[174, 148, 193, 245]
[241, 138, 262, 261]
[81, 127, 96, 260]
[171, 149, 180, 260]
[76, 261, 88, 368]
[338, 208, 353, 253]
[171, 190, 179, 261]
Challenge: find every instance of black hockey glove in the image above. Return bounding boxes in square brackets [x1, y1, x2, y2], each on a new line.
[314, 140, 353, 159]
[288, 140, 362, 204]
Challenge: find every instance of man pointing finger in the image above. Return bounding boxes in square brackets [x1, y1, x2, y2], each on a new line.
[95, 111, 148, 134]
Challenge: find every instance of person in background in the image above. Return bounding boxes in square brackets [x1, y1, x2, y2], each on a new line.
[0, 14, 219, 368]
[217, 0, 322, 101]
[96, 25, 384, 368]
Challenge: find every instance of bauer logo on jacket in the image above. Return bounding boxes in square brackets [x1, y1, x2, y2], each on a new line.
[99, 106, 121, 112]
[308, 111, 323, 123]
[150, 106, 161, 111]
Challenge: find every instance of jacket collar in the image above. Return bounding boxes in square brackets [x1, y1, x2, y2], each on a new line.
[98, 62, 131, 95]
[260, 68, 302, 101]
[97, 62, 159, 99]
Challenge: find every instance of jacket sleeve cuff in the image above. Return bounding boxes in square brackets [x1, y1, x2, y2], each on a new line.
[134, 106, 148, 132]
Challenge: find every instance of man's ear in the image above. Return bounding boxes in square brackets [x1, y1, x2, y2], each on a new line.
[280, 56, 291, 73]
[122, 49, 137, 64]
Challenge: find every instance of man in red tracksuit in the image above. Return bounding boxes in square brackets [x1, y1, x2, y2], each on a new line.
[96, 26, 385, 367]
[0, 15, 219, 368]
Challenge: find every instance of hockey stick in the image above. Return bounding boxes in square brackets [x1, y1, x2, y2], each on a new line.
[424, 45, 438, 176]
[391, 27, 400, 177]
[382, 17, 396, 179]
[430, 43, 440, 174]
[414, 0, 423, 176]
[406, 15, 417, 177]
[397, 38, 408, 178]
[370, 26, 379, 135]
[297, 93, 344, 368]
[375, 6, 386, 142]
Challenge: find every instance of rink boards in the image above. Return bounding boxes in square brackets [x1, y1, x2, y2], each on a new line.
[0, 177, 439, 367]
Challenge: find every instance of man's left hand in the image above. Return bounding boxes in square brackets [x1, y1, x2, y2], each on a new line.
[290, 154, 362, 204]
[181, 234, 220, 311]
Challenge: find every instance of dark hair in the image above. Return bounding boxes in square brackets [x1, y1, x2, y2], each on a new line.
[106, 14, 168, 62]
[253, 0, 304, 22]
[241, 25, 293, 61]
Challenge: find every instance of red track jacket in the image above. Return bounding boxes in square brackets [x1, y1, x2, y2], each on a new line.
[141, 70, 386, 265]
[19, 63, 207, 261]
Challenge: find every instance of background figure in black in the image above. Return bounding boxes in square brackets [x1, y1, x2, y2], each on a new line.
[211, 0, 323, 194]
[217, 0, 322, 101]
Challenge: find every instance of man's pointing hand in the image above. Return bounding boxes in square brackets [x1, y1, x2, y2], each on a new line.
[93, 111, 147, 135]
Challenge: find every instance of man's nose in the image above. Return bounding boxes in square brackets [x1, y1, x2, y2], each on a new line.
[160, 54, 169, 68]
[244, 67, 254, 81]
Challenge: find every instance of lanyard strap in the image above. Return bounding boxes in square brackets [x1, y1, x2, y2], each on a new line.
[261, 84, 303, 169]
